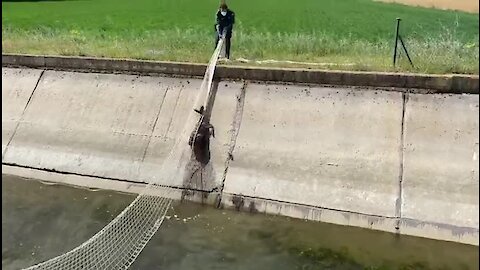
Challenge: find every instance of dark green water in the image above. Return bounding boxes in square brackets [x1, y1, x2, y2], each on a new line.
[2, 174, 478, 270]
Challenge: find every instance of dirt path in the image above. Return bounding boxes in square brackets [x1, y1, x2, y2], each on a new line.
[377, 0, 478, 13]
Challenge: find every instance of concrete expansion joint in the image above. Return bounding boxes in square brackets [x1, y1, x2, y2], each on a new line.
[141, 85, 169, 162]
[2, 69, 45, 160]
[216, 80, 248, 208]
[395, 92, 409, 232]
[164, 86, 183, 139]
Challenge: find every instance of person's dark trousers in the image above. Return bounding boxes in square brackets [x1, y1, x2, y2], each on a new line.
[224, 37, 231, 59]
[215, 34, 231, 59]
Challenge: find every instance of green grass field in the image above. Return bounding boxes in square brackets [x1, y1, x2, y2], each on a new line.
[2, 0, 479, 74]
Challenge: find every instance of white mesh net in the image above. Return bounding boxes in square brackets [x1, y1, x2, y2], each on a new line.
[24, 38, 225, 270]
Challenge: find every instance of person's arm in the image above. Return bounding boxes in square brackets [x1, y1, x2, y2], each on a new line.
[215, 11, 220, 34]
[225, 11, 235, 32]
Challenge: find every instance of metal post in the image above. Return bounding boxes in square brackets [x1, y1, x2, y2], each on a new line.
[393, 18, 401, 67]
[399, 36, 414, 67]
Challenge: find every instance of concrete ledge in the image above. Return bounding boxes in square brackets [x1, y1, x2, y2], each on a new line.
[3, 53, 478, 94]
[220, 193, 479, 246]
[220, 192, 398, 234]
[1, 164, 220, 206]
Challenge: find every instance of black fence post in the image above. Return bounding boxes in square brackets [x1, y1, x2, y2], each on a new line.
[399, 36, 414, 67]
[393, 18, 401, 67]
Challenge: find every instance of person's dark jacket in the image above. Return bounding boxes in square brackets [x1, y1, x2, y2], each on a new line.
[215, 9, 235, 38]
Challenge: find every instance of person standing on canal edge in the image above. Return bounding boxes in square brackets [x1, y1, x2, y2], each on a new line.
[215, 3, 235, 60]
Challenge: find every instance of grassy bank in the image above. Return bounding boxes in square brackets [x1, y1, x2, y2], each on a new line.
[2, 0, 479, 74]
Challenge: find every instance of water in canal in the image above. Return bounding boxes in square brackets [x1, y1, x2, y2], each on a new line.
[2, 174, 478, 270]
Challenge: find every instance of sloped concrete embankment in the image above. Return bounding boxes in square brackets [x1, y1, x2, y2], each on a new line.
[219, 82, 478, 246]
[2, 67, 245, 203]
[2, 66, 478, 245]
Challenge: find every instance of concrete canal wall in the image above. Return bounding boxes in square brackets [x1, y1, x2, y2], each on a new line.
[2, 55, 478, 245]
